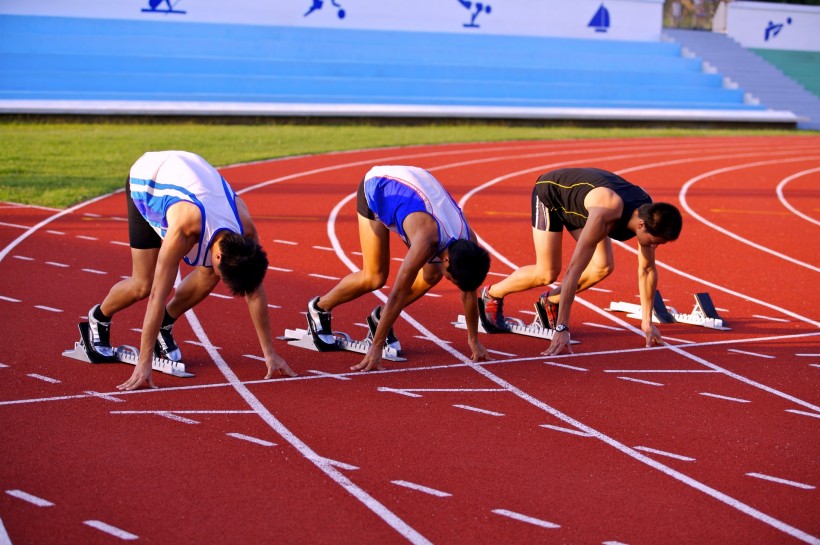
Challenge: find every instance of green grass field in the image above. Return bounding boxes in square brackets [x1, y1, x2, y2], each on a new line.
[0, 118, 802, 208]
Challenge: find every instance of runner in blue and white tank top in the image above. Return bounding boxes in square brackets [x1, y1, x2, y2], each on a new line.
[86, 151, 294, 391]
[307, 165, 492, 372]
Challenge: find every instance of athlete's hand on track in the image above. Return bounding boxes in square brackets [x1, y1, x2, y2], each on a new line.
[541, 330, 573, 356]
[117, 363, 158, 391]
[470, 340, 492, 362]
[352, 348, 384, 372]
[265, 353, 297, 379]
[644, 323, 665, 348]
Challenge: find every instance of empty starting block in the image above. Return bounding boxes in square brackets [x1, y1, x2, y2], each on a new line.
[278, 328, 407, 362]
[62, 322, 194, 377]
[607, 291, 730, 330]
[455, 300, 580, 343]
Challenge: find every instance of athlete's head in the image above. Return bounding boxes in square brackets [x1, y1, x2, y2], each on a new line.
[216, 232, 269, 296]
[638, 202, 682, 243]
[445, 239, 491, 292]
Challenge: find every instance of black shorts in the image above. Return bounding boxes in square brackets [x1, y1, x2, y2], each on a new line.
[126, 178, 162, 250]
[356, 178, 376, 220]
[531, 183, 564, 233]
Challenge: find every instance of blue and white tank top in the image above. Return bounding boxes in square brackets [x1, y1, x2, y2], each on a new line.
[363, 165, 471, 256]
[129, 151, 243, 267]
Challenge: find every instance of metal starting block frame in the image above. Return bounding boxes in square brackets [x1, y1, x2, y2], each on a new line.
[454, 302, 580, 344]
[279, 328, 407, 362]
[62, 322, 195, 377]
[607, 291, 730, 330]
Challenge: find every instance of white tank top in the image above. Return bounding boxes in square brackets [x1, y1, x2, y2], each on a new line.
[129, 151, 243, 267]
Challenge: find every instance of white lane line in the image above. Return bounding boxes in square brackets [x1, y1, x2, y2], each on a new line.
[12, 255, 33, 261]
[391, 480, 451, 498]
[6, 489, 54, 507]
[185, 340, 220, 349]
[306, 369, 353, 381]
[617, 377, 664, 386]
[728, 349, 775, 359]
[83, 520, 138, 541]
[0, 363, 8, 368]
[746, 473, 815, 490]
[633, 446, 696, 462]
[273, 239, 297, 245]
[785, 409, 820, 419]
[700, 392, 751, 403]
[33, 305, 62, 313]
[453, 404, 504, 417]
[312, 245, 334, 251]
[540, 424, 593, 437]
[491, 508, 560, 529]
[208, 293, 232, 300]
[321, 457, 359, 471]
[488, 348, 517, 357]
[84, 390, 125, 403]
[0, 515, 10, 545]
[543, 361, 588, 372]
[0, 296, 21, 303]
[76, 235, 98, 241]
[80, 268, 106, 275]
[268, 266, 293, 272]
[583, 322, 623, 331]
[796, 353, 820, 357]
[308, 273, 341, 280]
[753, 315, 791, 323]
[604, 369, 718, 373]
[45, 261, 69, 268]
[45, 229, 65, 235]
[27, 373, 60, 384]
[226, 433, 277, 447]
[110, 240, 130, 247]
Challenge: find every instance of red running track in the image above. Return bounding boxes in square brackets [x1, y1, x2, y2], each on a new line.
[0, 136, 818, 545]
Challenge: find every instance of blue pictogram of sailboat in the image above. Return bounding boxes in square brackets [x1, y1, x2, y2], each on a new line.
[588, 4, 610, 33]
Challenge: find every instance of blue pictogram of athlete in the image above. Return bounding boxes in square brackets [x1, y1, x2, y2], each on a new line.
[457, 0, 491, 28]
[304, 0, 346, 19]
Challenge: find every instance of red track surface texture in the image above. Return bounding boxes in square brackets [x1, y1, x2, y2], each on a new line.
[1, 136, 819, 545]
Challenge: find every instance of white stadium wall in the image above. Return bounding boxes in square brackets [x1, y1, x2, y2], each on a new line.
[725, 1, 820, 52]
[0, 0, 665, 41]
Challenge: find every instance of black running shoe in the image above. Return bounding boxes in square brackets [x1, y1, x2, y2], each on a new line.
[87, 305, 114, 357]
[306, 297, 338, 351]
[366, 306, 402, 355]
[155, 322, 182, 362]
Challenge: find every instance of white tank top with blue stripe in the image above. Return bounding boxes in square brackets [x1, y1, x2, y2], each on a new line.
[129, 151, 242, 267]
[364, 165, 470, 256]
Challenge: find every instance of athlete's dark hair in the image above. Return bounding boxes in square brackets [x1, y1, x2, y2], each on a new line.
[446, 239, 491, 292]
[217, 232, 269, 296]
[638, 202, 682, 241]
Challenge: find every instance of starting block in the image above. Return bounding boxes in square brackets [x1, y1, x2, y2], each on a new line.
[278, 327, 407, 362]
[455, 300, 580, 343]
[607, 291, 730, 330]
[62, 322, 195, 377]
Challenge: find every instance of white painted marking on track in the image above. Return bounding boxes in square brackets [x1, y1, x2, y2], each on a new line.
[83, 520, 138, 541]
[6, 489, 54, 507]
[84, 390, 125, 403]
[27, 373, 60, 384]
[617, 377, 664, 386]
[0, 363, 7, 368]
[633, 446, 695, 462]
[186, 340, 220, 349]
[0, 515, 11, 545]
[746, 473, 815, 490]
[321, 457, 359, 471]
[80, 268, 106, 275]
[313, 245, 334, 251]
[700, 392, 751, 403]
[76, 235, 98, 241]
[487, 348, 517, 357]
[110, 240, 130, 246]
[785, 409, 820, 419]
[604, 369, 718, 374]
[268, 266, 293, 272]
[753, 315, 791, 323]
[728, 349, 775, 359]
[0, 296, 21, 303]
[796, 353, 820, 357]
[543, 361, 587, 371]
[309, 273, 341, 280]
[45, 229, 64, 235]
[12, 255, 33, 261]
[45, 261, 69, 267]
[491, 508, 560, 529]
[227, 433, 276, 447]
[307, 369, 352, 380]
[453, 404, 504, 416]
[540, 424, 593, 437]
[34, 305, 62, 313]
[391, 480, 451, 498]
[208, 292, 232, 299]
[584, 322, 623, 331]
[273, 239, 297, 245]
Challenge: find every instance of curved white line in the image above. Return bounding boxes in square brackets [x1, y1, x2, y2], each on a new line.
[776, 167, 820, 227]
[679, 157, 820, 273]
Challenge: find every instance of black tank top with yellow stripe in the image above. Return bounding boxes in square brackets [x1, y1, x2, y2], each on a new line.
[536, 168, 652, 241]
